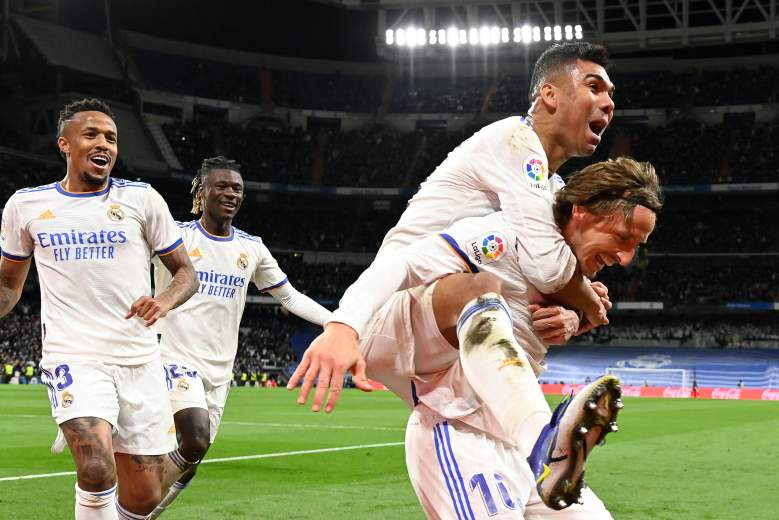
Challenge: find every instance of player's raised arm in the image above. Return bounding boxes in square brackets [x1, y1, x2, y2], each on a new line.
[288, 233, 467, 412]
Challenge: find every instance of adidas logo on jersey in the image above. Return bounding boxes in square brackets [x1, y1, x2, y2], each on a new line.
[189, 248, 202, 258]
[38, 209, 56, 220]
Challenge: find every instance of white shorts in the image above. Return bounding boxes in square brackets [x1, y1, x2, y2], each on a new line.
[39, 357, 176, 455]
[406, 404, 534, 519]
[164, 360, 230, 444]
[361, 281, 460, 406]
[406, 405, 613, 520]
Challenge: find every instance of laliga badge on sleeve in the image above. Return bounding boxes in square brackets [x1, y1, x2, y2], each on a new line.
[523, 153, 549, 192]
[466, 232, 507, 266]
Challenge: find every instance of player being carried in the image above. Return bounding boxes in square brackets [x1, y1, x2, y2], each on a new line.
[0, 99, 199, 519]
[342, 157, 663, 517]
[289, 40, 616, 511]
[147, 156, 333, 518]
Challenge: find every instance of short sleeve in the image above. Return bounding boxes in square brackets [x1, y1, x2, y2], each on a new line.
[0, 195, 34, 261]
[251, 240, 288, 292]
[144, 187, 183, 256]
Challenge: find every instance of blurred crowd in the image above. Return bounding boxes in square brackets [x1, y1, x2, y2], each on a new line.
[131, 48, 779, 111]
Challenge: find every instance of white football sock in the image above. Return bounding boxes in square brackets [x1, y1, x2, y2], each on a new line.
[456, 293, 551, 455]
[75, 483, 118, 520]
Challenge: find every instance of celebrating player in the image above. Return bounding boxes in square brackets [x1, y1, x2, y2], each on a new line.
[147, 156, 332, 518]
[290, 41, 616, 412]
[0, 99, 198, 519]
[342, 158, 663, 517]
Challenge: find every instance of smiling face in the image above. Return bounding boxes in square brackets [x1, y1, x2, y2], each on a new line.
[201, 169, 244, 223]
[57, 111, 118, 189]
[552, 59, 615, 158]
[565, 204, 656, 278]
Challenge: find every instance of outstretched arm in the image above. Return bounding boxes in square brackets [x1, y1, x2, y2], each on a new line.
[288, 234, 466, 413]
[267, 282, 332, 326]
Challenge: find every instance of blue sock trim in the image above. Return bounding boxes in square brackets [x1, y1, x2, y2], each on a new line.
[455, 297, 512, 337]
[115, 498, 146, 520]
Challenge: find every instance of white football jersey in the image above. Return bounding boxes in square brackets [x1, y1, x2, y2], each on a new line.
[0, 178, 183, 365]
[379, 116, 574, 294]
[154, 221, 288, 386]
[345, 212, 553, 375]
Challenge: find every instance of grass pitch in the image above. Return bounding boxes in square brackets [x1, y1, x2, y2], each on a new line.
[1, 385, 777, 519]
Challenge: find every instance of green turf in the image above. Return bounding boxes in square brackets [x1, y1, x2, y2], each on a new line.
[1, 385, 777, 519]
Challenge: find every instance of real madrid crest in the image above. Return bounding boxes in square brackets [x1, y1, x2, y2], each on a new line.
[107, 204, 125, 222]
[237, 252, 249, 270]
[62, 391, 74, 408]
[176, 378, 190, 392]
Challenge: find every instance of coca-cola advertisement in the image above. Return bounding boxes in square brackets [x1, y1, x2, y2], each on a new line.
[540, 384, 775, 401]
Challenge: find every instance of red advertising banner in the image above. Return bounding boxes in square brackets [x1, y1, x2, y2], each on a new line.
[541, 384, 779, 401]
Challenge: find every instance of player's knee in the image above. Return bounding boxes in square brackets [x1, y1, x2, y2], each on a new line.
[180, 423, 210, 462]
[119, 486, 161, 515]
[468, 272, 504, 298]
[76, 455, 116, 490]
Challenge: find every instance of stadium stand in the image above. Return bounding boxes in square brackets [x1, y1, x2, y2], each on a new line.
[1, 16, 777, 388]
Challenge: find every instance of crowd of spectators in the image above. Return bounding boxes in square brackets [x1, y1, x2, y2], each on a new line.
[579, 316, 779, 349]
[130, 47, 779, 111]
[163, 117, 779, 188]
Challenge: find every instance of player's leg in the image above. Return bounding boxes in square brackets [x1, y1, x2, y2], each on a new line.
[432, 272, 551, 454]
[148, 366, 225, 519]
[40, 360, 120, 519]
[61, 418, 120, 520]
[112, 358, 178, 517]
[405, 404, 533, 519]
[433, 272, 623, 510]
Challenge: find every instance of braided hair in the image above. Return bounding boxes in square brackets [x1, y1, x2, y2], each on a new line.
[190, 155, 242, 214]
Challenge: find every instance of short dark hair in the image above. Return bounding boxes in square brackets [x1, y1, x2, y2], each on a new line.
[553, 157, 663, 229]
[57, 98, 116, 137]
[190, 155, 242, 214]
[528, 42, 610, 102]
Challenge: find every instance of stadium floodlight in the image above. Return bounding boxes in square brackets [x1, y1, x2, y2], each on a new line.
[396, 28, 406, 46]
[447, 27, 458, 46]
[501, 27, 509, 43]
[533, 26, 541, 42]
[417, 28, 426, 46]
[490, 27, 500, 44]
[480, 26, 490, 45]
[385, 29, 394, 46]
[459, 29, 468, 45]
[513, 27, 521, 43]
[429, 29, 437, 45]
[574, 24, 583, 39]
[438, 29, 446, 45]
[553, 25, 562, 41]
[544, 26, 552, 41]
[564, 25, 573, 40]
[522, 25, 532, 44]
[406, 27, 417, 47]
[469, 27, 479, 45]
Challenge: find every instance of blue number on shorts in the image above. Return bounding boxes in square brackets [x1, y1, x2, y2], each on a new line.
[470, 473, 498, 516]
[54, 364, 73, 391]
[168, 363, 183, 379]
[469, 472, 519, 516]
[492, 473, 517, 510]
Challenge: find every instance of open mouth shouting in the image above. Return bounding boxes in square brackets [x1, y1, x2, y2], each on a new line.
[587, 117, 609, 145]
